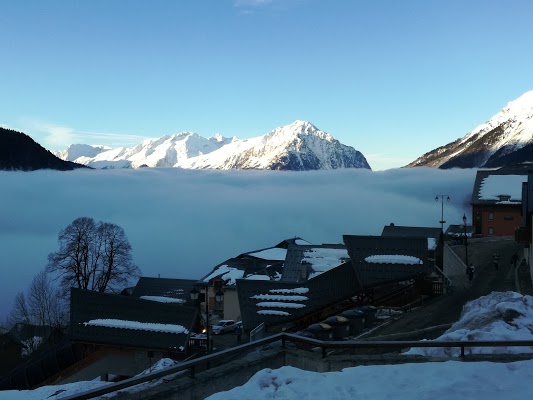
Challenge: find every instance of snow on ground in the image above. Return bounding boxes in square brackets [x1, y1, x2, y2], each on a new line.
[406, 291, 533, 356]
[4, 291, 532, 400]
[205, 361, 533, 400]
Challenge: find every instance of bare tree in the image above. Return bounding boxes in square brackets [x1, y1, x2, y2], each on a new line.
[8, 272, 67, 327]
[9, 292, 32, 326]
[7, 272, 67, 354]
[27, 271, 66, 328]
[47, 217, 140, 294]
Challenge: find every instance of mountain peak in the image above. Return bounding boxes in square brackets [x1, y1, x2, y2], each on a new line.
[289, 120, 317, 130]
[407, 90, 533, 169]
[54, 122, 370, 171]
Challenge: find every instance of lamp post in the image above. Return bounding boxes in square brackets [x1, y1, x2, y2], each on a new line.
[435, 195, 450, 232]
[190, 285, 210, 353]
[463, 213, 469, 266]
[190, 285, 225, 354]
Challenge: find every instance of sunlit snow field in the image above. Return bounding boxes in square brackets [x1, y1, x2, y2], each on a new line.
[0, 167, 476, 318]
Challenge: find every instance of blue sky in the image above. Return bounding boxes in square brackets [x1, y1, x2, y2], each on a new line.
[1, 0, 532, 170]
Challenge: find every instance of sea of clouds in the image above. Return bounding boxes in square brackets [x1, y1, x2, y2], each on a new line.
[0, 167, 476, 320]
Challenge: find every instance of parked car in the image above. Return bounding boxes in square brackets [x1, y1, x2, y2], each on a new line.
[211, 320, 237, 335]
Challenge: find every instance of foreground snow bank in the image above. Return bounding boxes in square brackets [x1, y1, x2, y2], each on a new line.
[206, 361, 533, 400]
[406, 291, 533, 356]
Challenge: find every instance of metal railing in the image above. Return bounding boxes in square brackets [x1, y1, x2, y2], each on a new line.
[60, 333, 533, 400]
[249, 322, 265, 342]
[434, 265, 452, 287]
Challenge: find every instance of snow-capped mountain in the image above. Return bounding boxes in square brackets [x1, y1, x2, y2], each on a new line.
[407, 91, 533, 168]
[56, 121, 371, 171]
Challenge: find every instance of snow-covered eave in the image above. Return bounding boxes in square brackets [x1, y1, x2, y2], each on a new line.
[471, 200, 522, 205]
[364, 255, 423, 265]
[82, 319, 190, 335]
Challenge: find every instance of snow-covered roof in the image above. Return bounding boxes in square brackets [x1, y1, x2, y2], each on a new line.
[202, 265, 245, 285]
[478, 174, 526, 202]
[140, 296, 186, 304]
[257, 310, 290, 316]
[244, 274, 272, 281]
[83, 319, 189, 334]
[251, 287, 310, 318]
[303, 248, 349, 279]
[365, 255, 423, 265]
[269, 287, 309, 294]
[251, 294, 309, 301]
[256, 302, 306, 309]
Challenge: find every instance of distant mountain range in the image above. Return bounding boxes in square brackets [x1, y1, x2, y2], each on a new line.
[0, 127, 85, 171]
[54, 120, 371, 171]
[407, 91, 533, 168]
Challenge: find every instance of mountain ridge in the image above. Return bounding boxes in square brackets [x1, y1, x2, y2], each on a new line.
[0, 127, 86, 171]
[55, 120, 371, 171]
[407, 90, 533, 169]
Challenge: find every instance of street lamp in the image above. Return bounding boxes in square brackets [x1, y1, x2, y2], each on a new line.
[435, 195, 450, 232]
[463, 213, 469, 266]
[190, 285, 210, 353]
[215, 289, 224, 304]
[190, 285, 225, 353]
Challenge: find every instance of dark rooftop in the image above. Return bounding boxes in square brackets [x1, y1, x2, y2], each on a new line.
[70, 288, 197, 352]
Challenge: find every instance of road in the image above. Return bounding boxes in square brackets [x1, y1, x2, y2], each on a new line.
[364, 238, 525, 340]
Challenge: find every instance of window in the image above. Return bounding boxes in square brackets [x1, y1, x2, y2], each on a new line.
[488, 212, 494, 221]
[488, 227, 494, 236]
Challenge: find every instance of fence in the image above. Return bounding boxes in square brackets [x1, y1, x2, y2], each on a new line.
[60, 333, 533, 400]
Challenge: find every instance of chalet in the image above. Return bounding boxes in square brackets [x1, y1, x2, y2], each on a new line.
[199, 238, 303, 321]
[236, 242, 356, 332]
[237, 234, 432, 333]
[471, 166, 530, 237]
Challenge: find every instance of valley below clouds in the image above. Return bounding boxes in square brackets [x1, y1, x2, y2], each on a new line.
[0, 167, 476, 319]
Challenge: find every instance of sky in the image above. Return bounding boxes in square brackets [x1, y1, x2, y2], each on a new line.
[2, 291, 533, 399]
[1, 0, 533, 170]
[0, 167, 476, 322]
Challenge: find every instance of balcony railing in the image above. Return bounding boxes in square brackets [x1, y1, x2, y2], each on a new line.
[61, 333, 533, 400]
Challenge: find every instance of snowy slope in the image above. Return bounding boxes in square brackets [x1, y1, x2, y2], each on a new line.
[53, 144, 111, 161]
[56, 121, 370, 171]
[59, 133, 236, 169]
[407, 91, 533, 168]
[406, 291, 533, 357]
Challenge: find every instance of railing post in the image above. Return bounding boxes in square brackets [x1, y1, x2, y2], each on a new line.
[190, 365, 195, 379]
[460, 346, 465, 358]
[282, 336, 286, 348]
[322, 346, 327, 359]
